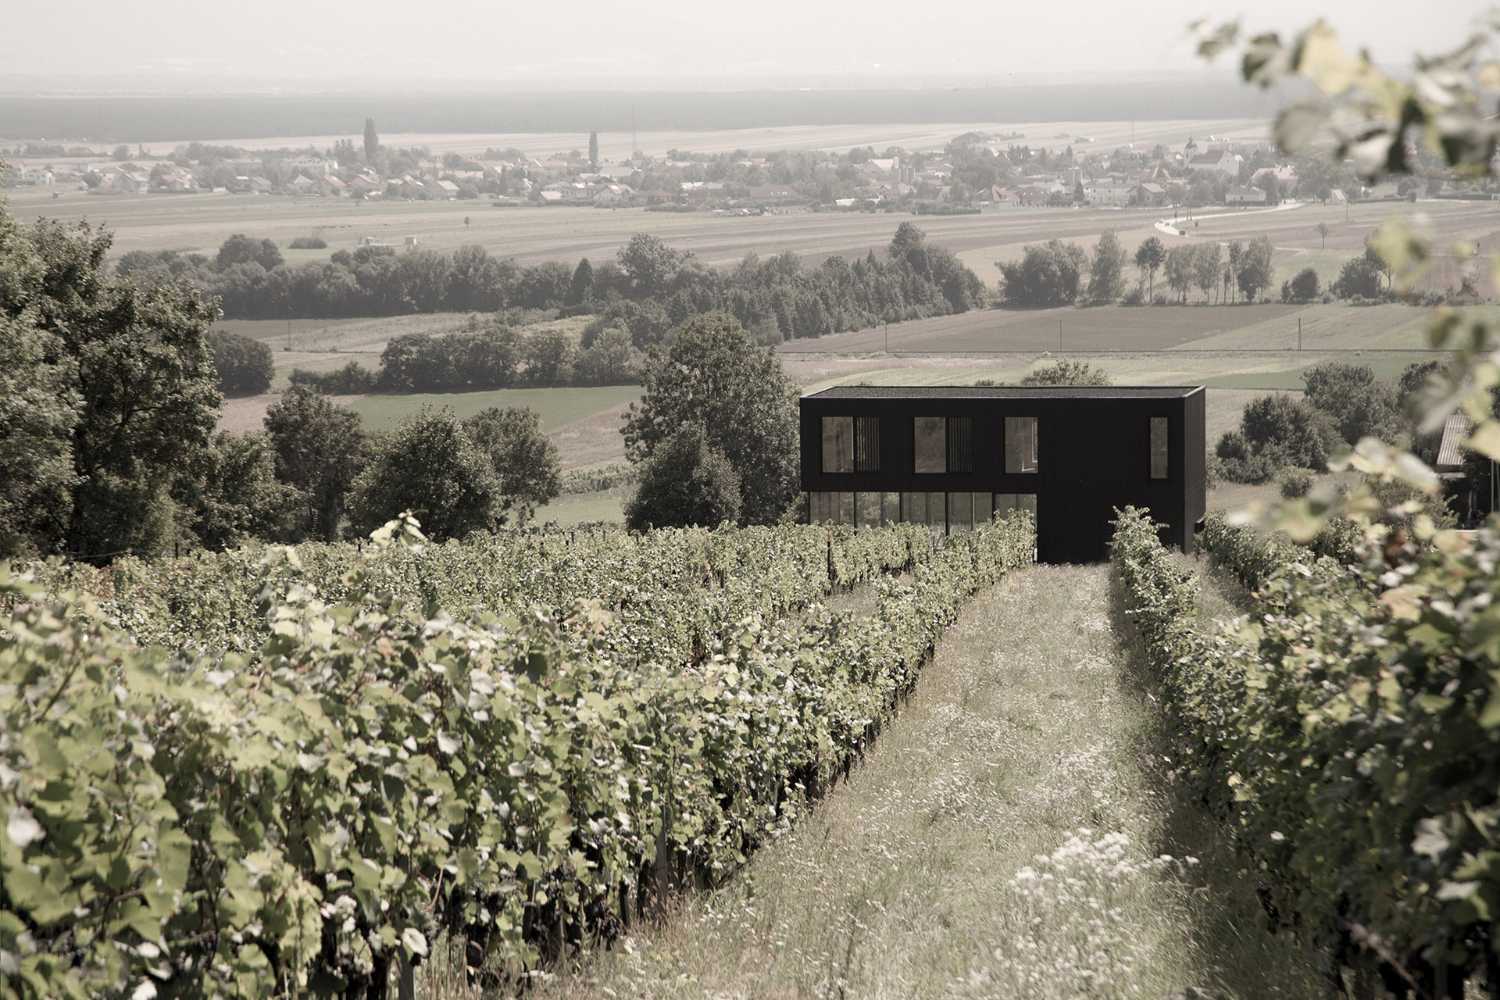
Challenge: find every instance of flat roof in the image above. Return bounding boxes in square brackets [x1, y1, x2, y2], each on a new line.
[804, 385, 1204, 400]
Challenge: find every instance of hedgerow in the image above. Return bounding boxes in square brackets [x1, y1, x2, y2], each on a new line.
[1114, 506, 1500, 992]
[1, 513, 1034, 997]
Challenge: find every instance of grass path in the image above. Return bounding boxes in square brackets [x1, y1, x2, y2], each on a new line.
[520, 565, 1322, 1000]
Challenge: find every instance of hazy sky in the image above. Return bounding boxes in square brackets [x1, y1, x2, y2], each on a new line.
[4, 0, 1492, 86]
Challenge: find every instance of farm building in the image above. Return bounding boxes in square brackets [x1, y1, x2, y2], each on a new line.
[799, 385, 1206, 563]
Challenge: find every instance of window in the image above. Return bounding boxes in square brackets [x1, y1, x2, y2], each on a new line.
[835, 492, 855, 525]
[881, 492, 901, 525]
[947, 417, 974, 473]
[822, 416, 853, 473]
[995, 493, 1038, 521]
[809, 491, 855, 525]
[948, 492, 974, 532]
[856, 491, 882, 528]
[899, 491, 946, 534]
[822, 415, 880, 473]
[855, 416, 880, 472]
[971, 492, 994, 526]
[1149, 417, 1169, 480]
[914, 417, 946, 473]
[1005, 417, 1038, 474]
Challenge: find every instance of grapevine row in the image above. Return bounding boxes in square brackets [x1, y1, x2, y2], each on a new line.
[1113, 507, 1500, 995]
[0, 514, 1034, 998]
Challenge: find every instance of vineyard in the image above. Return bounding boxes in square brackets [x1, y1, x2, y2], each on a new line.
[1113, 507, 1500, 995]
[0, 515, 1035, 998]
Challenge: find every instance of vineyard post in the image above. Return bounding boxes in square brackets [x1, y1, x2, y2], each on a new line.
[398, 959, 415, 1000]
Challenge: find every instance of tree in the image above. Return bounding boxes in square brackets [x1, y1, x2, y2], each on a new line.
[1254, 172, 1282, 204]
[463, 406, 561, 526]
[522, 331, 575, 385]
[263, 385, 368, 541]
[209, 329, 274, 396]
[216, 233, 283, 271]
[1363, 239, 1393, 292]
[574, 326, 636, 385]
[1331, 255, 1384, 299]
[1, 216, 221, 560]
[588, 131, 599, 168]
[565, 257, 595, 309]
[1134, 237, 1166, 301]
[622, 312, 798, 524]
[998, 240, 1089, 307]
[1302, 361, 1404, 446]
[363, 118, 379, 163]
[1225, 240, 1245, 303]
[625, 425, 742, 531]
[1236, 236, 1274, 301]
[1086, 230, 1127, 304]
[1193, 242, 1222, 303]
[1316, 222, 1331, 249]
[175, 432, 299, 549]
[0, 313, 78, 557]
[1164, 246, 1196, 303]
[1284, 267, 1321, 303]
[348, 407, 500, 541]
[111, 144, 131, 162]
[617, 233, 685, 298]
[1215, 393, 1340, 481]
[1019, 360, 1111, 386]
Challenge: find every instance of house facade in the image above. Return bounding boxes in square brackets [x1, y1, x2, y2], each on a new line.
[799, 386, 1206, 563]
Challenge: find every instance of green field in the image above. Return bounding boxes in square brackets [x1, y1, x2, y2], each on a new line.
[346, 384, 640, 434]
[534, 486, 630, 526]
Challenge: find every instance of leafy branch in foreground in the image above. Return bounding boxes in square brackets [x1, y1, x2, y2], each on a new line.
[1194, 14, 1499, 178]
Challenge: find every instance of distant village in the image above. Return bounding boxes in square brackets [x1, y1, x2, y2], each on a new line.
[3, 127, 1492, 212]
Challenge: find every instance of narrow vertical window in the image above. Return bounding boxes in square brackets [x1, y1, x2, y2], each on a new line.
[809, 492, 832, 523]
[946, 417, 974, 473]
[821, 416, 853, 473]
[855, 416, 881, 472]
[899, 492, 922, 524]
[835, 492, 855, 525]
[914, 417, 946, 473]
[971, 492, 994, 525]
[1005, 417, 1038, 474]
[881, 492, 901, 525]
[947, 492, 974, 532]
[1149, 417, 1169, 480]
[925, 492, 947, 536]
[995, 493, 1038, 519]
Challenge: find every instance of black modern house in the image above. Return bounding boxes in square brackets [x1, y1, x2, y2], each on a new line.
[800, 385, 1207, 563]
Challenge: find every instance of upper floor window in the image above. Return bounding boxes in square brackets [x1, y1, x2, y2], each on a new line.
[914, 417, 945, 473]
[822, 415, 880, 473]
[914, 416, 973, 474]
[1005, 417, 1038, 473]
[1149, 417, 1169, 480]
[822, 416, 853, 473]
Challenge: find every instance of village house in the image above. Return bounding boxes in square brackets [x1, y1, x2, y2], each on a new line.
[1225, 185, 1268, 206]
[1132, 182, 1169, 207]
[1187, 150, 1240, 178]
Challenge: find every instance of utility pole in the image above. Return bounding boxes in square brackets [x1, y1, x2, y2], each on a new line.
[1298, 316, 1303, 351]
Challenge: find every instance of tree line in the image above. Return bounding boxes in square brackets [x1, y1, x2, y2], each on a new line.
[116, 224, 986, 347]
[995, 230, 1470, 309]
[286, 320, 639, 396]
[998, 232, 1278, 307]
[0, 203, 570, 560]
